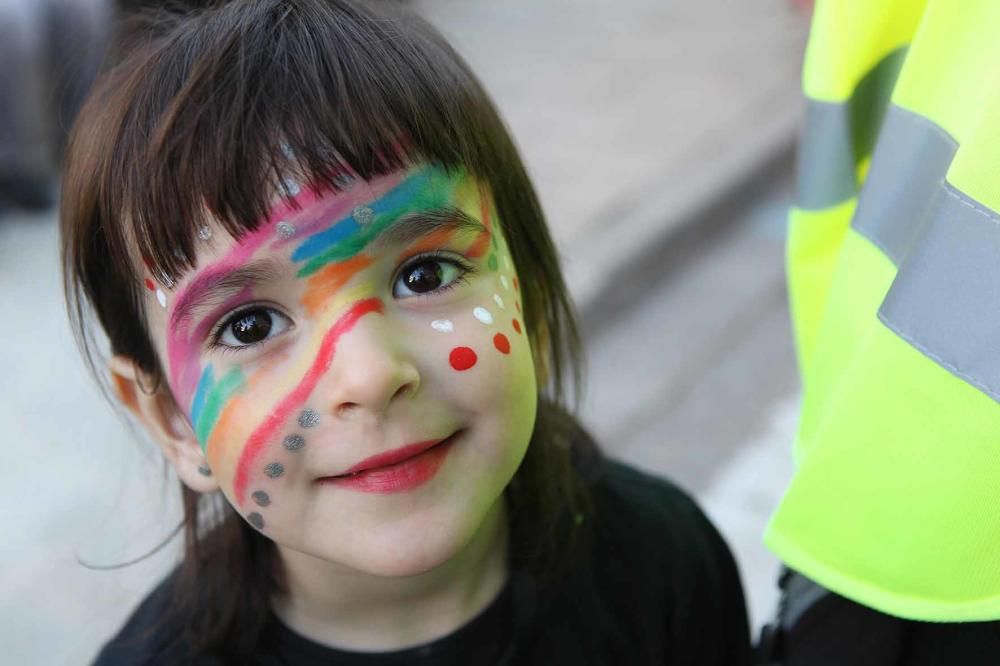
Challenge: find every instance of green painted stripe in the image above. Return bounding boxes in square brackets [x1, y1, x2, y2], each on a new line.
[297, 173, 456, 278]
[879, 182, 1000, 402]
[796, 47, 908, 210]
[851, 104, 957, 266]
[194, 367, 246, 449]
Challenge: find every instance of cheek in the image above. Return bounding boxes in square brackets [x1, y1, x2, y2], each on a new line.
[418, 293, 535, 422]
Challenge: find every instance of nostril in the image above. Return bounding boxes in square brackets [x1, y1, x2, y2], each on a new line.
[335, 401, 361, 418]
[392, 382, 415, 402]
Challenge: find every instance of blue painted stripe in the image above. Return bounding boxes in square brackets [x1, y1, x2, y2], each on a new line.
[290, 168, 434, 263]
[189, 364, 214, 428]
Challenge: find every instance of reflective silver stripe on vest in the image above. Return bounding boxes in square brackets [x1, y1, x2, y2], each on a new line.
[796, 100, 856, 209]
[879, 183, 1000, 403]
[796, 47, 908, 210]
[851, 105, 958, 265]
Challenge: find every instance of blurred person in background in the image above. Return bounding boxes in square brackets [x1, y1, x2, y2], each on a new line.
[0, 0, 107, 214]
[759, 1, 1000, 664]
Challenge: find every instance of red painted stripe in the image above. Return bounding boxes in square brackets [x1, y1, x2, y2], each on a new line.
[233, 298, 384, 503]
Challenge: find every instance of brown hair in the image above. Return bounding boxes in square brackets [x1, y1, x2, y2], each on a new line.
[62, 0, 595, 658]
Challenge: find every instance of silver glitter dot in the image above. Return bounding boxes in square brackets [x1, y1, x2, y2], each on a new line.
[284, 177, 301, 196]
[264, 462, 285, 478]
[251, 491, 271, 507]
[283, 434, 306, 451]
[334, 172, 356, 190]
[197, 462, 212, 477]
[353, 206, 374, 225]
[248, 513, 265, 530]
[197, 226, 212, 241]
[298, 409, 320, 428]
[276, 221, 296, 239]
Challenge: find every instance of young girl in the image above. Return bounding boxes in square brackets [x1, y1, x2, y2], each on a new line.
[62, 1, 751, 663]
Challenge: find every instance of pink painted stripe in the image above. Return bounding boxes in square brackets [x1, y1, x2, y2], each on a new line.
[233, 297, 384, 504]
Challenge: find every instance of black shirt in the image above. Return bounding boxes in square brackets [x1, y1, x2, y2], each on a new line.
[94, 460, 752, 665]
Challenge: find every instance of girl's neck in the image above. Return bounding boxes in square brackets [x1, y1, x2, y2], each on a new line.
[272, 498, 509, 652]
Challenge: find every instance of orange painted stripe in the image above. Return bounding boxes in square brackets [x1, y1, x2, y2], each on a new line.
[396, 227, 456, 262]
[301, 255, 373, 315]
[478, 184, 492, 231]
[465, 229, 491, 258]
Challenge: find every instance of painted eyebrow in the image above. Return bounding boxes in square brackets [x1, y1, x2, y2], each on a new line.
[368, 206, 486, 254]
[169, 257, 289, 330]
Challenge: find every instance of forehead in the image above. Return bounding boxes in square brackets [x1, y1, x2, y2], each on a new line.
[187, 165, 484, 273]
[159, 165, 492, 323]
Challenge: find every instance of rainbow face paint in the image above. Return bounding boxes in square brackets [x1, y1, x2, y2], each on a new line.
[140, 164, 537, 577]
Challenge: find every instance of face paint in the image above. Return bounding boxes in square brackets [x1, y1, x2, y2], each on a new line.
[276, 221, 296, 239]
[353, 206, 374, 225]
[512, 319, 522, 334]
[449, 346, 478, 371]
[264, 462, 285, 479]
[232, 297, 383, 504]
[145, 164, 538, 579]
[298, 408, 321, 428]
[190, 364, 247, 450]
[292, 168, 454, 278]
[473, 307, 493, 325]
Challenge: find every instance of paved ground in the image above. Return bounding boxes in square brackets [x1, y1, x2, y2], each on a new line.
[580, 158, 799, 631]
[0, 1, 808, 662]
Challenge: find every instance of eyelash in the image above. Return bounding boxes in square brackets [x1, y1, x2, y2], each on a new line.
[206, 253, 475, 354]
[393, 251, 475, 298]
[207, 304, 292, 354]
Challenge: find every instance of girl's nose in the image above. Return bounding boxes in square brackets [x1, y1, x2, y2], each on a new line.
[322, 316, 420, 421]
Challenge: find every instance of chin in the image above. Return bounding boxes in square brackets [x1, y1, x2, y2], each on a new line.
[333, 517, 481, 578]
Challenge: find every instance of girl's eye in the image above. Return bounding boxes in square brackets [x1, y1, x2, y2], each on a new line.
[393, 256, 469, 298]
[214, 307, 291, 349]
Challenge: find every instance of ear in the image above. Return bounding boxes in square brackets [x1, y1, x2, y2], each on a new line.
[109, 355, 219, 494]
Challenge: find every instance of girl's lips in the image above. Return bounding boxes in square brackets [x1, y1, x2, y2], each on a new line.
[318, 433, 458, 494]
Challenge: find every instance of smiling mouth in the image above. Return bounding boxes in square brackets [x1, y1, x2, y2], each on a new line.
[318, 432, 460, 493]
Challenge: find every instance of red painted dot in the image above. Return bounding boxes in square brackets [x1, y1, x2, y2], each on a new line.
[515, 301, 521, 313]
[513, 277, 519, 290]
[449, 346, 478, 371]
[144, 278, 155, 291]
[512, 319, 522, 334]
[493, 333, 510, 354]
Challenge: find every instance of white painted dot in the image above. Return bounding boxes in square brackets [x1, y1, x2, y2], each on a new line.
[500, 275, 510, 290]
[156, 289, 167, 308]
[431, 319, 454, 333]
[473, 307, 494, 325]
[493, 294, 505, 309]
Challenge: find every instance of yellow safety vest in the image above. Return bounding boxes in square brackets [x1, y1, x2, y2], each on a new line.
[766, 0, 1000, 621]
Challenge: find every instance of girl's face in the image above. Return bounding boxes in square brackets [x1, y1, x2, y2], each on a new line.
[140, 164, 537, 576]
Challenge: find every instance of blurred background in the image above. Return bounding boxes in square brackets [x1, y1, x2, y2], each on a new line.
[0, 0, 811, 662]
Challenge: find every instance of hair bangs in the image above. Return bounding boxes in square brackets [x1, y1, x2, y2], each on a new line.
[105, 0, 497, 288]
